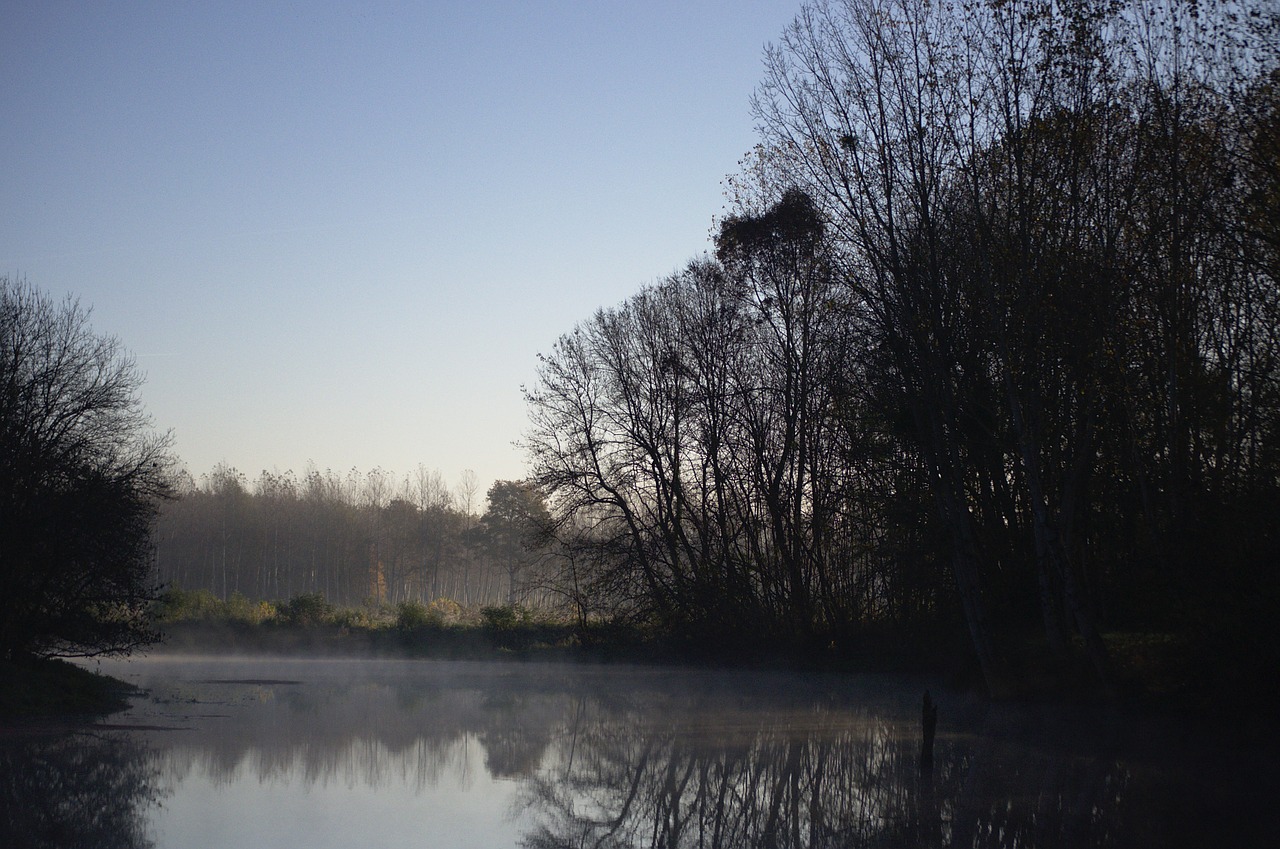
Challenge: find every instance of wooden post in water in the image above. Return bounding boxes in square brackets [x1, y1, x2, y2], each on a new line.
[920, 690, 938, 772]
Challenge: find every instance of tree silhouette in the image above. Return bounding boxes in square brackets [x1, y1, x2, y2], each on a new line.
[1, 278, 172, 660]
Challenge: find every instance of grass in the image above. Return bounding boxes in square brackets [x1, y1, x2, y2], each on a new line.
[152, 587, 627, 660]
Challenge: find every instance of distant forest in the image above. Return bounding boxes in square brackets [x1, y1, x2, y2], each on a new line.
[155, 466, 552, 609]
[156, 0, 1279, 695]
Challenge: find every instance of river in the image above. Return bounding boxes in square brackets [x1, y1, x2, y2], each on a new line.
[2, 655, 1276, 848]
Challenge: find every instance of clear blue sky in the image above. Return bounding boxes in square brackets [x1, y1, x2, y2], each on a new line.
[1, 0, 799, 496]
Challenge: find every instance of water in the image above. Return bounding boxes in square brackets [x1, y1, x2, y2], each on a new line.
[3, 656, 1276, 848]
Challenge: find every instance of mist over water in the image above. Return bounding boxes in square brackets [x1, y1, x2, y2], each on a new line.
[3, 657, 1276, 848]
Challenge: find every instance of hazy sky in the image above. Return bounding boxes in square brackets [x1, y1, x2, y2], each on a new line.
[1, 1, 798, 496]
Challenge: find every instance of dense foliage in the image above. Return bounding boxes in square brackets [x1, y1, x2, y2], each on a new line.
[524, 0, 1280, 693]
[0, 277, 171, 660]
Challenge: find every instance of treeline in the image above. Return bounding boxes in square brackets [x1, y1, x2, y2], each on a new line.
[154, 465, 552, 609]
[523, 0, 1280, 691]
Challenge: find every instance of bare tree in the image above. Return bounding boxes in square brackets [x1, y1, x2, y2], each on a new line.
[1, 277, 173, 660]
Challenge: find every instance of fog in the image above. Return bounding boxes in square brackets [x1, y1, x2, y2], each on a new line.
[4, 656, 1276, 848]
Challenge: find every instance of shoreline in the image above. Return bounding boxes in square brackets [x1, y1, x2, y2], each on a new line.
[7, 620, 1276, 731]
[0, 657, 139, 723]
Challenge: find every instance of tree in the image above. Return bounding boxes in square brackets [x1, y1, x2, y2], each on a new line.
[716, 188, 852, 637]
[750, 0, 1279, 689]
[472, 481, 551, 606]
[0, 277, 172, 660]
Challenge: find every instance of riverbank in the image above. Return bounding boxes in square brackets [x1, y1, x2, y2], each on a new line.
[151, 620, 1280, 726]
[154, 615, 959, 676]
[9, 585, 1265, 722]
[151, 588, 962, 672]
[0, 657, 138, 721]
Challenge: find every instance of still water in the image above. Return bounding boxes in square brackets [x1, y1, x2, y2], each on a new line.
[3, 656, 1277, 848]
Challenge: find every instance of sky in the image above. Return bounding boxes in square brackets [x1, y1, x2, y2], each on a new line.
[0, 0, 800, 499]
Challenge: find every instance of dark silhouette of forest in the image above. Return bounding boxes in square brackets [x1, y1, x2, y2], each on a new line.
[519, 0, 1280, 699]
[6, 1, 1278, 713]
[148, 1, 1280, 704]
[1, 278, 170, 665]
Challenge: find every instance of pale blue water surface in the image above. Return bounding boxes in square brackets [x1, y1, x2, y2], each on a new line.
[3, 656, 1276, 848]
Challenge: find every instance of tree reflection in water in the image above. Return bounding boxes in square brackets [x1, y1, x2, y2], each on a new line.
[523, 703, 952, 849]
[0, 729, 161, 849]
[81, 659, 1276, 849]
[519, 698, 1275, 849]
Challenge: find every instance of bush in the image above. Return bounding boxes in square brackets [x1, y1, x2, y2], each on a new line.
[155, 587, 224, 622]
[480, 604, 531, 631]
[333, 604, 389, 630]
[226, 592, 275, 625]
[279, 593, 334, 626]
[427, 597, 464, 625]
[396, 599, 434, 630]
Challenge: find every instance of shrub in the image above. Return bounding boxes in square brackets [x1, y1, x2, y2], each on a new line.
[426, 597, 463, 625]
[480, 604, 529, 631]
[155, 587, 224, 622]
[225, 592, 275, 625]
[279, 592, 334, 626]
[396, 599, 434, 630]
[333, 605, 387, 630]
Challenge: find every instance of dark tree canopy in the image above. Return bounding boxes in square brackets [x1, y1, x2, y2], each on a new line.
[524, 0, 1280, 694]
[1, 277, 172, 660]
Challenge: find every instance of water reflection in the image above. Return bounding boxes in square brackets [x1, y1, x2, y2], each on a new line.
[12, 658, 1273, 849]
[520, 696, 1276, 849]
[0, 728, 161, 849]
[519, 700, 1127, 849]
